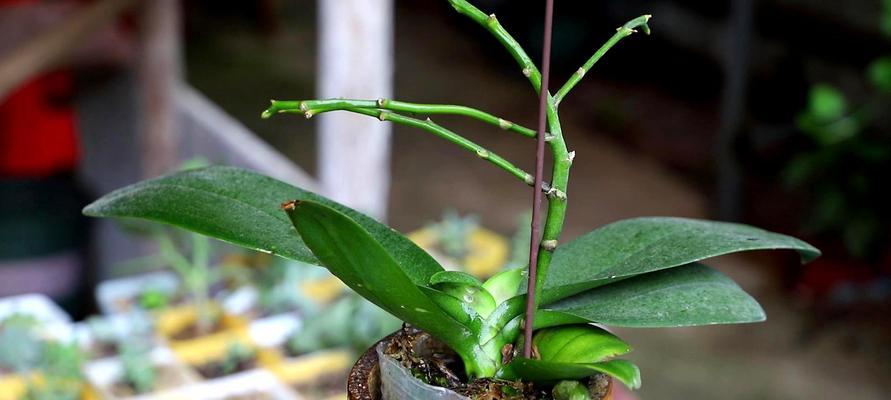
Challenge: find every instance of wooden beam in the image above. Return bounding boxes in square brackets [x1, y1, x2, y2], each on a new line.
[317, 0, 394, 221]
[0, 0, 138, 101]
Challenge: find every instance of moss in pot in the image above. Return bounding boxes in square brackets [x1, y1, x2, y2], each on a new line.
[82, 0, 821, 398]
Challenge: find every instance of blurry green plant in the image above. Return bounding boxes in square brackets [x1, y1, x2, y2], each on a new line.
[119, 341, 157, 394]
[425, 210, 480, 260]
[786, 4, 891, 260]
[0, 314, 43, 373]
[83, 0, 820, 396]
[219, 342, 256, 376]
[286, 293, 400, 356]
[0, 316, 89, 399]
[23, 342, 85, 400]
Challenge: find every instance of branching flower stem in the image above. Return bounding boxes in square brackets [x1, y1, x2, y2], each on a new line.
[554, 15, 652, 106]
[262, 100, 554, 192]
[262, 1, 647, 377]
[264, 98, 537, 138]
[448, 5, 650, 321]
[447, 1, 571, 315]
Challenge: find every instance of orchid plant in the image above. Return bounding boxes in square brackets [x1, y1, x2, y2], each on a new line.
[84, 0, 819, 394]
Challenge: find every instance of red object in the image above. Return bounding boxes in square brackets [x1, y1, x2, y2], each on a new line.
[0, 72, 79, 177]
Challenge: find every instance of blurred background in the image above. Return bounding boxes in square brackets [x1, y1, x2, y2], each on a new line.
[1, 0, 889, 399]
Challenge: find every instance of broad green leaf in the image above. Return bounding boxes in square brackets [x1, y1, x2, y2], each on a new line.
[533, 325, 631, 364]
[429, 271, 481, 287]
[419, 286, 475, 326]
[498, 358, 641, 389]
[430, 282, 496, 319]
[543, 217, 820, 303]
[482, 268, 525, 305]
[546, 264, 765, 327]
[285, 200, 472, 351]
[82, 166, 443, 286]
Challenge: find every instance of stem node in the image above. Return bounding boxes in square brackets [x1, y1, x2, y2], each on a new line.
[546, 187, 567, 200]
[486, 13, 498, 27]
[541, 239, 558, 251]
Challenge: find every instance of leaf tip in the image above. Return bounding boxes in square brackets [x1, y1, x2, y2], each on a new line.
[82, 201, 103, 217]
[281, 200, 301, 211]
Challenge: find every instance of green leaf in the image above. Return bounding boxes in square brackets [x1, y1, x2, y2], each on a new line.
[429, 282, 497, 319]
[284, 200, 472, 351]
[82, 166, 443, 286]
[546, 264, 765, 327]
[533, 325, 631, 364]
[419, 286, 475, 326]
[429, 271, 482, 287]
[499, 358, 641, 389]
[807, 84, 847, 121]
[868, 56, 891, 92]
[543, 217, 820, 303]
[482, 268, 525, 305]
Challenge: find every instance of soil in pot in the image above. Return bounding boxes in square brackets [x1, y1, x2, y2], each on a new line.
[378, 326, 611, 400]
[170, 318, 225, 341]
[109, 364, 184, 396]
[87, 340, 119, 359]
[193, 343, 258, 379]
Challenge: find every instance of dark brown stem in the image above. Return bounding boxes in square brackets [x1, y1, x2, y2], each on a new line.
[523, 0, 555, 359]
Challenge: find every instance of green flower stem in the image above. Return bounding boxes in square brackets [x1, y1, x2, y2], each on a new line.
[264, 99, 537, 138]
[554, 15, 652, 106]
[449, 0, 572, 351]
[158, 233, 213, 333]
[263, 100, 551, 191]
[447, 0, 542, 92]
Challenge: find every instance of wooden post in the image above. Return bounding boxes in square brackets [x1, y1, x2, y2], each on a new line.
[0, 0, 137, 101]
[137, 0, 181, 178]
[317, 0, 394, 221]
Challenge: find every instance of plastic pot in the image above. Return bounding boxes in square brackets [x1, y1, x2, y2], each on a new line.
[348, 333, 614, 400]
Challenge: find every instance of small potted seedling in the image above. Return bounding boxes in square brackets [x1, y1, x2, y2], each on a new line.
[74, 314, 155, 360]
[408, 211, 509, 278]
[83, 336, 195, 399]
[144, 229, 247, 346]
[0, 314, 44, 377]
[20, 342, 90, 400]
[95, 270, 180, 315]
[83, 1, 820, 398]
[191, 341, 258, 380]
